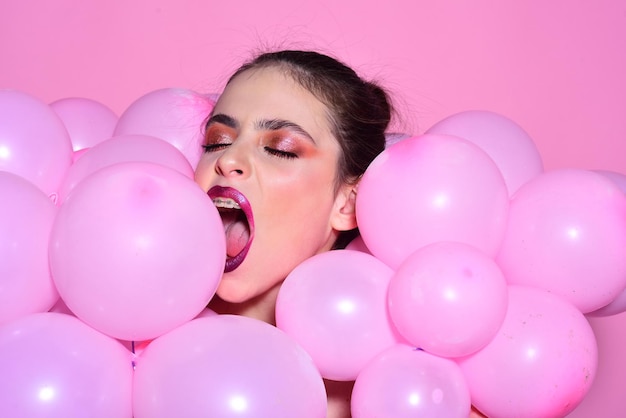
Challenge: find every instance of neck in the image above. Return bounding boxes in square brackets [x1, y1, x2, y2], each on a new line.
[208, 283, 282, 325]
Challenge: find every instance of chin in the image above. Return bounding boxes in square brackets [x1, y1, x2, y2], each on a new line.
[213, 277, 254, 304]
[214, 267, 285, 308]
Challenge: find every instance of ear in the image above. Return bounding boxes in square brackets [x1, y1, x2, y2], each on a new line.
[330, 183, 358, 231]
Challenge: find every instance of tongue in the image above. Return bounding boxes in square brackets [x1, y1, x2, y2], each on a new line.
[224, 215, 249, 258]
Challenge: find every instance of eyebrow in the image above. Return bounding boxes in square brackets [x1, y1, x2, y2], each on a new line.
[255, 119, 317, 145]
[205, 113, 239, 130]
[205, 113, 316, 145]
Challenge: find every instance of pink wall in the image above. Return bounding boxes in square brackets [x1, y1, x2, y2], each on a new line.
[2, 0, 625, 173]
[2, 1, 625, 416]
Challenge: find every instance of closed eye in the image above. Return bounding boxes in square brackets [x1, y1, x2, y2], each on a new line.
[264, 147, 298, 159]
[202, 143, 231, 152]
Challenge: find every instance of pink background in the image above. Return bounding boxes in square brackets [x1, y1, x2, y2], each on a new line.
[1, 0, 625, 416]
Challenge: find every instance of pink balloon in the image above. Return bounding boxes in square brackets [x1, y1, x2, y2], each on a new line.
[427, 110, 544, 195]
[0, 172, 59, 325]
[275, 250, 400, 381]
[594, 169, 626, 191]
[587, 290, 626, 317]
[496, 169, 626, 313]
[0, 90, 73, 198]
[50, 97, 118, 151]
[49, 162, 225, 341]
[388, 242, 508, 358]
[458, 285, 597, 418]
[133, 315, 327, 418]
[352, 344, 471, 418]
[121, 307, 216, 356]
[587, 170, 626, 316]
[113, 88, 214, 168]
[357, 134, 509, 269]
[56, 134, 194, 203]
[0, 312, 133, 418]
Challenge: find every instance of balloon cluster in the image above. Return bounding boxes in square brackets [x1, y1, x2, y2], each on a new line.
[1, 87, 625, 418]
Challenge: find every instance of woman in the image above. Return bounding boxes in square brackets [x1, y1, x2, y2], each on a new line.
[194, 50, 390, 324]
[194, 49, 388, 417]
[194, 50, 484, 418]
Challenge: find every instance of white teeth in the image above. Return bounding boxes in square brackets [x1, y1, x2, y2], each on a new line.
[212, 197, 241, 210]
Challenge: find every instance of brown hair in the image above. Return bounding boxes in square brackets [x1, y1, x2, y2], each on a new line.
[228, 50, 391, 186]
[227, 50, 392, 247]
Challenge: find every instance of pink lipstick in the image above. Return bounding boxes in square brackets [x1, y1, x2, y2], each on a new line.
[207, 186, 255, 272]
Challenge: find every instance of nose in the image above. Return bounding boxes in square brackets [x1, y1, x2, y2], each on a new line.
[214, 141, 251, 179]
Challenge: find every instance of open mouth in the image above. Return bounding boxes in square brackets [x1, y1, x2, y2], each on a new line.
[207, 186, 254, 272]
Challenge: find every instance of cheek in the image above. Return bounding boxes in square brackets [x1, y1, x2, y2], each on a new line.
[193, 157, 214, 190]
[271, 181, 333, 220]
[262, 168, 338, 234]
[266, 161, 337, 198]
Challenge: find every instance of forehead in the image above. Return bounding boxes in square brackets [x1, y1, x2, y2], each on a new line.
[214, 67, 333, 137]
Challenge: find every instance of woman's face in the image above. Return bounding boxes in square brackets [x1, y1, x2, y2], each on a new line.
[195, 67, 355, 304]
